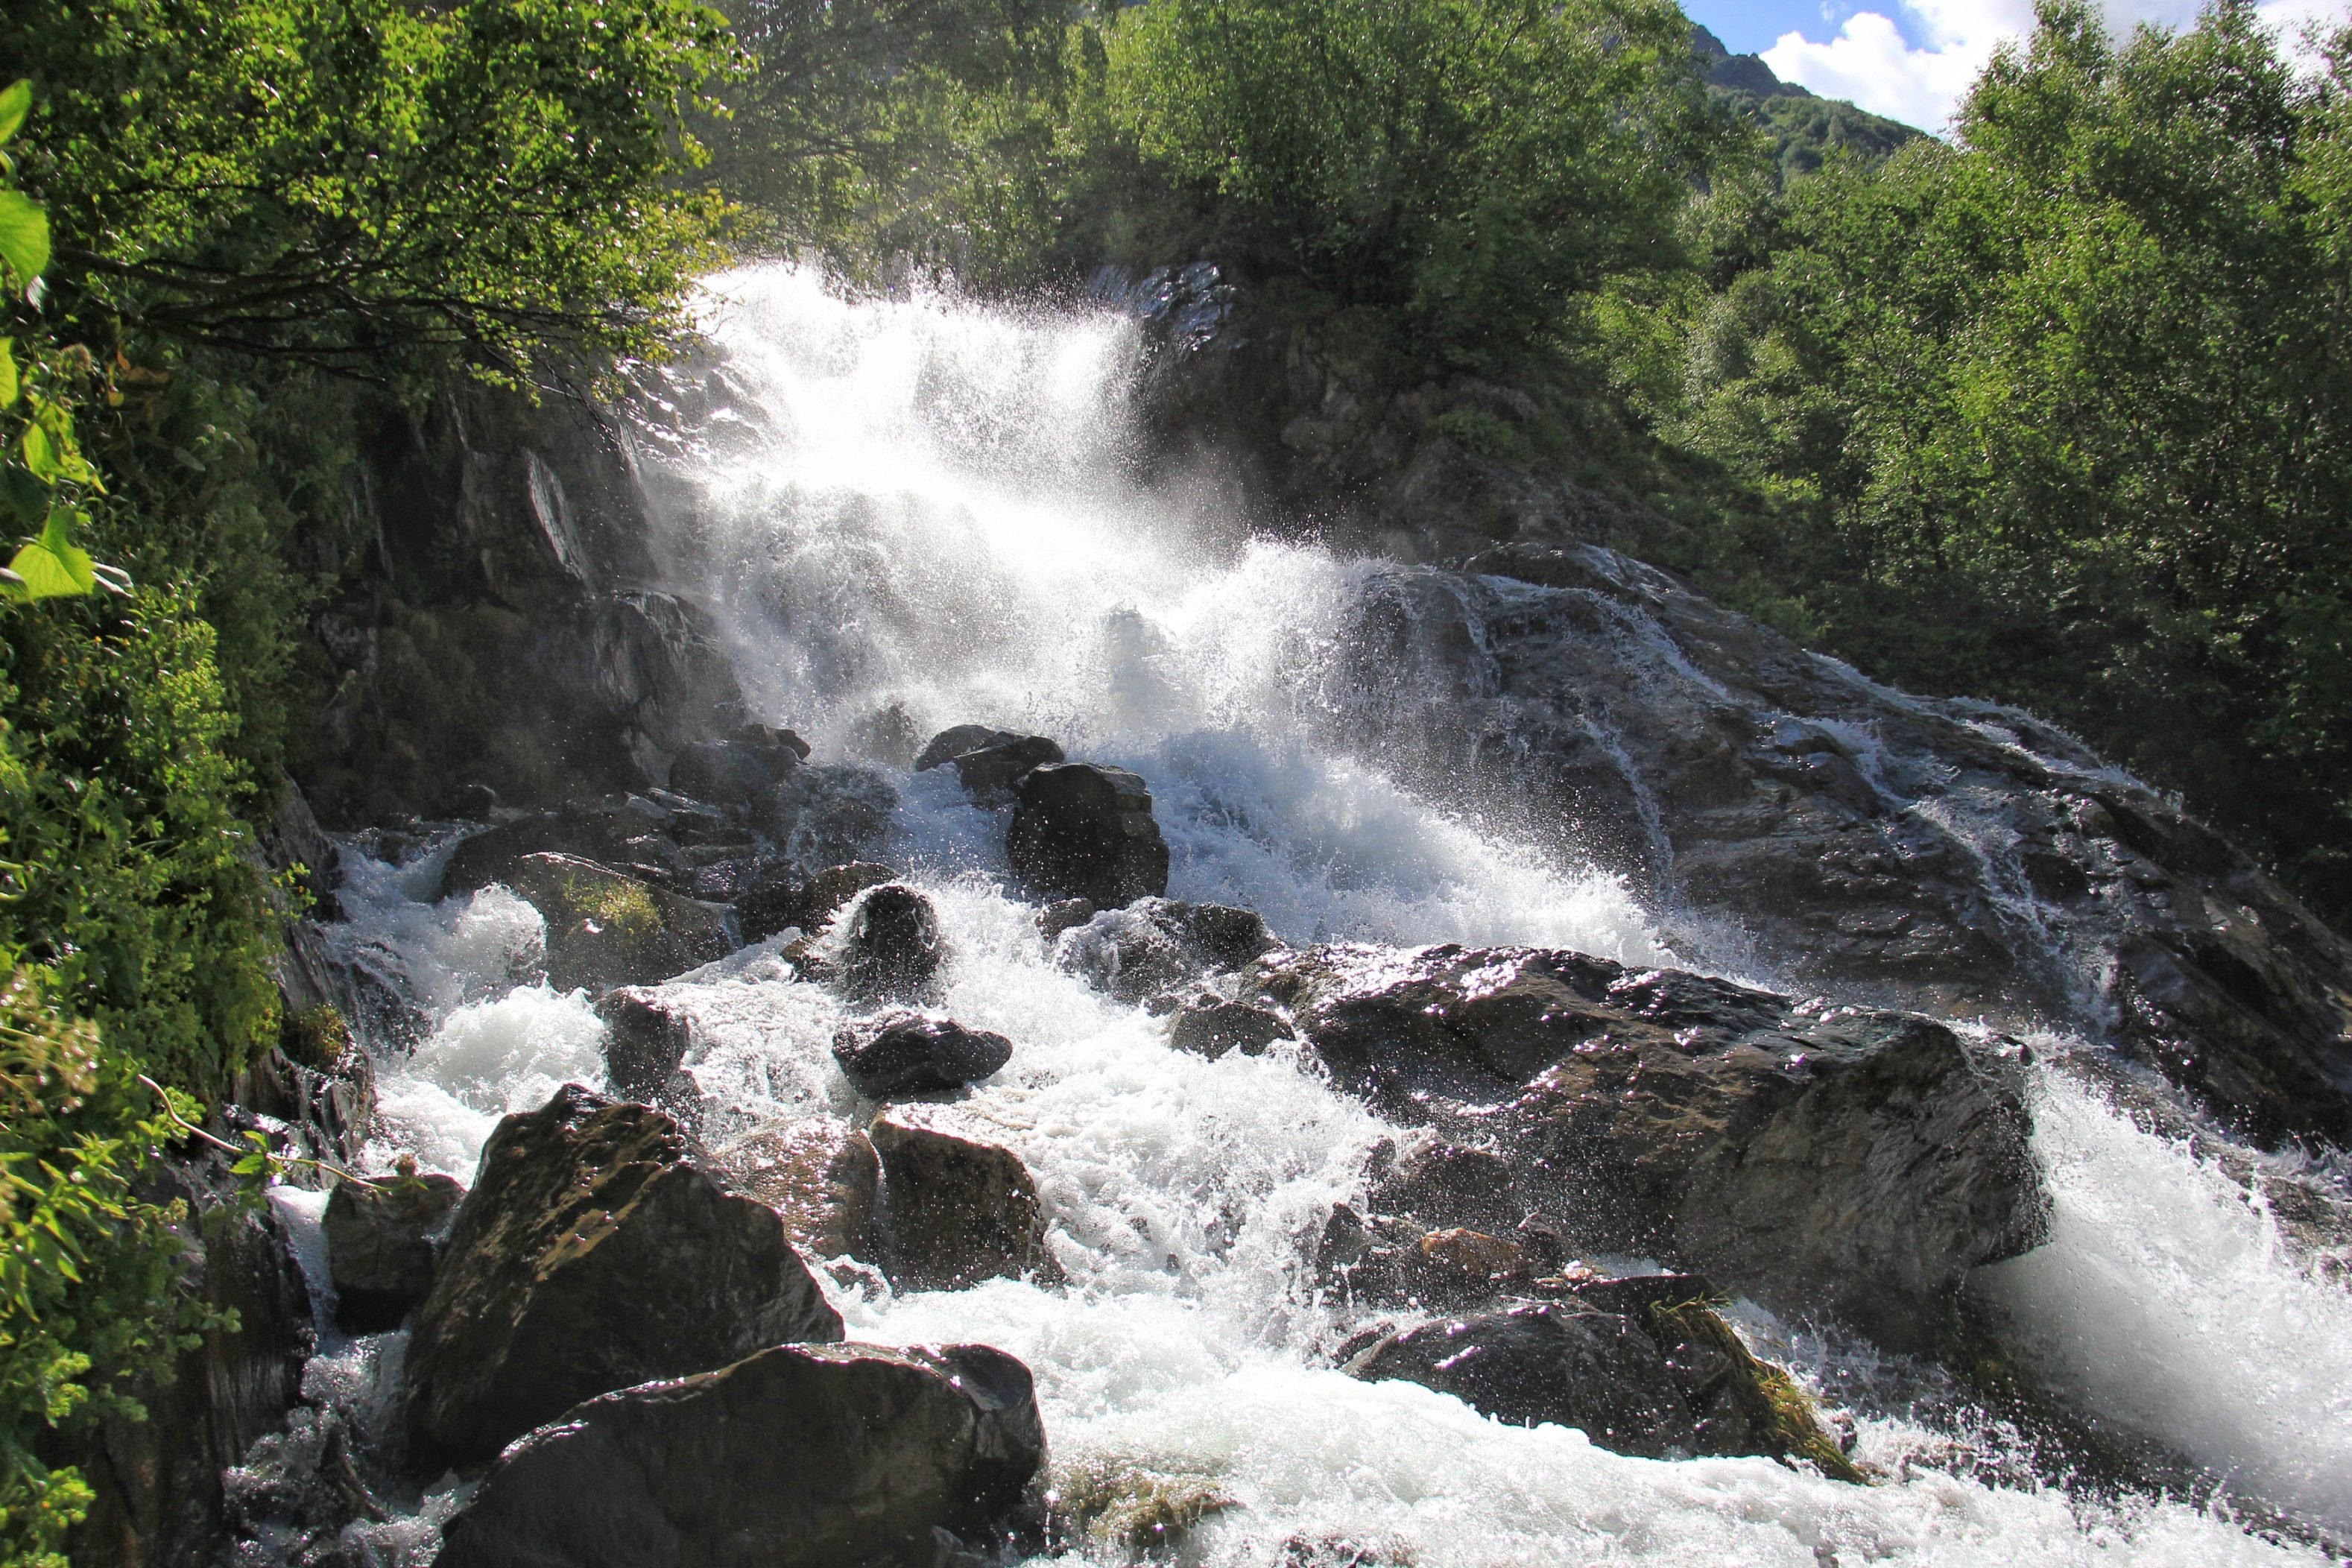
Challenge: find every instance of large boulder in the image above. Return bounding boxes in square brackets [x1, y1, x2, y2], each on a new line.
[834, 883, 946, 1003]
[432, 1341, 1048, 1568]
[1008, 764, 1169, 907]
[714, 1120, 880, 1259]
[870, 1107, 1060, 1290]
[833, 1011, 1014, 1099]
[1256, 943, 2043, 1352]
[1344, 1277, 1859, 1476]
[1168, 999, 1294, 1059]
[403, 1086, 843, 1463]
[1055, 897, 1275, 1004]
[323, 1172, 465, 1332]
[502, 853, 733, 992]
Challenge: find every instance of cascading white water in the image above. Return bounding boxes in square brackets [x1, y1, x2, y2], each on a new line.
[326, 266, 2351, 1565]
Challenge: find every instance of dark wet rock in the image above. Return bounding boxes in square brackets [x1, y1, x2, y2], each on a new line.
[1169, 1000, 1294, 1058]
[834, 1011, 1014, 1098]
[403, 1085, 842, 1463]
[1257, 943, 2043, 1353]
[502, 853, 733, 992]
[1008, 764, 1170, 907]
[1344, 1282, 1859, 1476]
[594, 987, 697, 1106]
[1346, 1302, 1695, 1454]
[870, 1107, 1060, 1290]
[759, 763, 898, 873]
[433, 1341, 1047, 1568]
[835, 882, 946, 1002]
[668, 732, 803, 809]
[1038, 897, 1096, 942]
[1057, 898, 1276, 1003]
[916, 724, 1025, 771]
[1365, 1140, 1518, 1236]
[736, 859, 902, 945]
[323, 1173, 465, 1332]
[232, 1022, 376, 1177]
[715, 1120, 880, 1259]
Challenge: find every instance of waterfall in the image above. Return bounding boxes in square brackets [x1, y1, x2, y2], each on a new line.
[304, 266, 2348, 1566]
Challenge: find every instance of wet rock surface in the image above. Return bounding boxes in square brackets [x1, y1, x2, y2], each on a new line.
[835, 882, 947, 1002]
[502, 852, 733, 992]
[666, 725, 809, 806]
[834, 1011, 1014, 1098]
[1258, 943, 2043, 1351]
[1056, 897, 1277, 1004]
[433, 1341, 1048, 1568]
[403, 1086, 842, 1463]
[917, 724, 1068, 803]
[870, 1106, 1060, 1289]
[323, 1173, 465, 1332]
[1317, 543, 2352, 1148]
[1169, 999, 1295, 1058]
[759, 762, 898, 873]
[1344, 1276, 1859, 1476]
[714, 1119, 881, 1259]
[1008, 763, 1170, 907]
[594, 986, 698, 1107]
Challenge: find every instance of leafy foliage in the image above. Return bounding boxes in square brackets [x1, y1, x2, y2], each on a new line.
[0, 974, 211, 1567]
[1098, 0, 1729, 360]
[4, 0, 741, 384]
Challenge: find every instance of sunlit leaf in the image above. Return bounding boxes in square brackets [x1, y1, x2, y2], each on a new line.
[0, 339, 14, 408]
[0, 189, 47, 284]
[8, 512, 96, 599]
[0, 81, 31, 148]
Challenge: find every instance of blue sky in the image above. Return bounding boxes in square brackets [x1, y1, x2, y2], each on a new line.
[1684, 1, 1911, 57]
[1683, 0, 2342, 132]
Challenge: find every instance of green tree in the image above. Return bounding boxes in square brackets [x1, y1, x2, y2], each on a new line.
[1101, 0, 1730, 360]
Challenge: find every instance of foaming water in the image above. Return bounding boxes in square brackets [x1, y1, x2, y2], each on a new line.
[295, 267, 2349, 1563]
[1978, 1067, 2352, 1529]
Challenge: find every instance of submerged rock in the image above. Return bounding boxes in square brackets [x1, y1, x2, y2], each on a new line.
[403, 1086, 842, 1463]
[502, 853, 732, 992]
[434, 1341, 1048, 1568]
[870, 1107, 1060, 1290]
[323, 1172, 464, 1332]
[1258, 943, 2043, 1352]
[1008, 763, 1170, 907]
[1343, 1277, 1859, 1476]
[1057, 897, 1277, 1004]
[835, 882, 946, 1002]
[833, 1011, 1014, 1098]
[714, 1120, 880, 1259]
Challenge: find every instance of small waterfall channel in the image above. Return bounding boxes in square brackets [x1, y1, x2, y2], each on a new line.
[245, 268, 2352, 1567]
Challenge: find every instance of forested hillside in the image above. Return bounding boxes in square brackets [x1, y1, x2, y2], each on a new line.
[2, 0, 2348, 1560]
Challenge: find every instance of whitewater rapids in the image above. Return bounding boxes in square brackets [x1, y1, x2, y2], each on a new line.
[315, 267, 2351, 1567]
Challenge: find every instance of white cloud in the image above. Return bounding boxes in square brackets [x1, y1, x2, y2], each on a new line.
[1761, 0, 2345, 134]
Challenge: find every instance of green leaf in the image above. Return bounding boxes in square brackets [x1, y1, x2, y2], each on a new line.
[8, 511, 96, 600]
[19, 417, 53, 478]
[0, 188, 48, 285]
[0, 82, 30, 148]
[0, 339, 16, 408]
